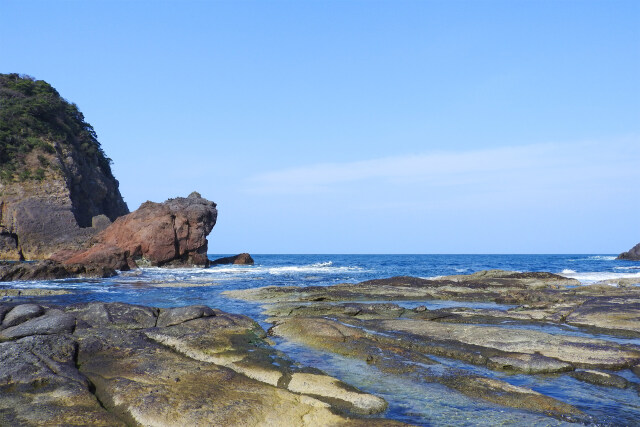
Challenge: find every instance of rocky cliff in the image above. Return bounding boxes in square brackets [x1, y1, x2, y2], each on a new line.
[0, 74, 129, 260]
[618, 242, 640, 261]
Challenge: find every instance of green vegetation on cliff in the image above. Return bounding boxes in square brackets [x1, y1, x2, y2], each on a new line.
[0, 73, 113, 182]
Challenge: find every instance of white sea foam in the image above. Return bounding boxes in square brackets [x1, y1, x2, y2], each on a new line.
[614, 266, 640, 271]
[561, 269, 577, 274]
[136, 262, 367, 280]
[558, 270, 640, 285]
[587, 256, 617, 261]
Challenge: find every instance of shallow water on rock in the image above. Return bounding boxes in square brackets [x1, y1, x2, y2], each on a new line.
[2, 254, 639, 426]
[275, 339, 576, 426]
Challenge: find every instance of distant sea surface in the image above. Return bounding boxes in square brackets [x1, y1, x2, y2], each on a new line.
[3, 254, 640, 426]
[4, 254, 638, 312]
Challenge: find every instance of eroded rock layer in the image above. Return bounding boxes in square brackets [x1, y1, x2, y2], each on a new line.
[226, 270, 640, 423]
[0, 301, 399, 426]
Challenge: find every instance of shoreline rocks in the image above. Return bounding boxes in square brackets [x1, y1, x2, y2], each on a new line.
[0, 301, 397, 426]
[225, 269, 640, 423]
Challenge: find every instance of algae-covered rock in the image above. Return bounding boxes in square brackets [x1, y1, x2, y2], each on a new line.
[0, 301, 397, 426]
[568, 370, 631, 389]
[268, 316, 586, 421]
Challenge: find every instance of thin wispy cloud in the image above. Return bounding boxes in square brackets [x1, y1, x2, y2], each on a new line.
[245, 138, 639, 196]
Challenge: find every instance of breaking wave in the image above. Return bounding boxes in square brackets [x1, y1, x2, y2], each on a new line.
[558, 270, 640, 285]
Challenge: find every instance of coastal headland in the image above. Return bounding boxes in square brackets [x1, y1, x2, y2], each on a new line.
[1, 74, 639, 425]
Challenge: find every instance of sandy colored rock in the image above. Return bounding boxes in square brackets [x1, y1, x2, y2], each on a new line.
[0, 288, 72, 297]
[269, 317, 585, 421]
[0, 301, 398, 426]
[378, 318, 640, 369]
[287, 372, 387, 414]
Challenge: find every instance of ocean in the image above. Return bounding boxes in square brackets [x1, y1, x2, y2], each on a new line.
[2, 254, 640, 426]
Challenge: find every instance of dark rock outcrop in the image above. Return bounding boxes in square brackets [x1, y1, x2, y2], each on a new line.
[0, 74, 129, 261]
[0, 260, 116, 281]
[0, 301, 395, 426]
[211, 252, 254, 266]
[58, 192, 218, 269]
[618, 242, 640, 261]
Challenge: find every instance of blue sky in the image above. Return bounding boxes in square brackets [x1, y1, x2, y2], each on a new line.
[1, 0, 639, 253]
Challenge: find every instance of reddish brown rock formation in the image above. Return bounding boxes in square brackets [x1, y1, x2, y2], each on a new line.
[210, 253, 254, 266]
[57, 192, 217, 269]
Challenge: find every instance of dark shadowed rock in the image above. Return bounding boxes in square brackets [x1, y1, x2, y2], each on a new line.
[268, 317, 586, 421]
[225, 270, 580, 303]
[0, 75, 129, 261]
[0, 334, 125, 426]
[569, 370, 630, 389]
[1, 304, 44, 328]
[156, 305, 216, 327]
[0, 260, 116, 281]
[618, 242, 640, 261]
[58, 192, 217, 269]
[66, 302, 157, 329]
[211, 253, 255, 266]
[0, 309, 76, 340]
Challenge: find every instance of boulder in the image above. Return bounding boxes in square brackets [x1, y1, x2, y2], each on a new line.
[1, 304, 44, 328]
[568, 370, 630, 389]
[210, 253, 254, 265]
[59, 192, 217, 269]
[618, 242, 640, 261]
[0, 309, 76, 340]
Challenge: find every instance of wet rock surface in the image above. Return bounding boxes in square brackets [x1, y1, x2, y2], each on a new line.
[226, 270, 581, 303]
[0, 260, 117, 281]
[0, 301, 400, 426]
[226, 270, 640, 423]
